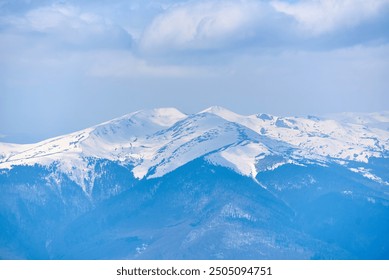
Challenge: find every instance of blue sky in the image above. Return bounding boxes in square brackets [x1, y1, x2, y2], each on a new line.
[1, 0, 389, 143]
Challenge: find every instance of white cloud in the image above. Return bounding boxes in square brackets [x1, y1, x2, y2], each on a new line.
[140, 0, 268, 52]
[3, 3, 132, 49]
[139, 0, 389, 54]
[272, 0, 389, 35]
[2, 0, 388, 56]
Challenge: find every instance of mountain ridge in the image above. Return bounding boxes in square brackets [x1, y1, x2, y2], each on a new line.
[1, 107, 389, 259]
[1, 107, 388, 194]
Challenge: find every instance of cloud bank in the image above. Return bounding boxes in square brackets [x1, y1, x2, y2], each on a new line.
[138, 0, 389, 54]
[2, 3, 132, 50]
[1, 0, 388, 55]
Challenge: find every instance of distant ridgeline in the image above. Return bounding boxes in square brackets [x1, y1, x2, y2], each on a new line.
[0, 107, 388, 259]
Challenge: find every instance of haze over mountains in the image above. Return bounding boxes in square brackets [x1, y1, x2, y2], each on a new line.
[0, 107, 388, 259]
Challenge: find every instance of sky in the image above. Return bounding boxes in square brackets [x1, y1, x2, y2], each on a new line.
[0, 0, 389, 143]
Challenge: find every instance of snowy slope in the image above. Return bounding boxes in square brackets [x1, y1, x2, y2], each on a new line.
[0, 108, 187, 191]
[1, 107, 388, 193]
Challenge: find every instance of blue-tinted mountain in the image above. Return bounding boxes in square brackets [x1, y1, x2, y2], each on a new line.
[0, 107, 388, 259]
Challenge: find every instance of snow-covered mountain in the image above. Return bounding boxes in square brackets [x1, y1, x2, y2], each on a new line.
[1, 106, 388, 191]
[1, 107, 388, 259]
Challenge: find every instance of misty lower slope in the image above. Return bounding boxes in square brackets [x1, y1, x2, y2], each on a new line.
[1, 158, 388, 259]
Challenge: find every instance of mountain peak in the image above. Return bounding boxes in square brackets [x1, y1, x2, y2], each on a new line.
[100, 107, 187, 128]
[200, 106, 243, 123]
[201, 105, 234, 114]
[90, 107, 187, 140]
[130, 107, 187, 127]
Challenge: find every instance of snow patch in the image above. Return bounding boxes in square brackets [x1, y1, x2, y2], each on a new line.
[349, 167, 389, 186]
